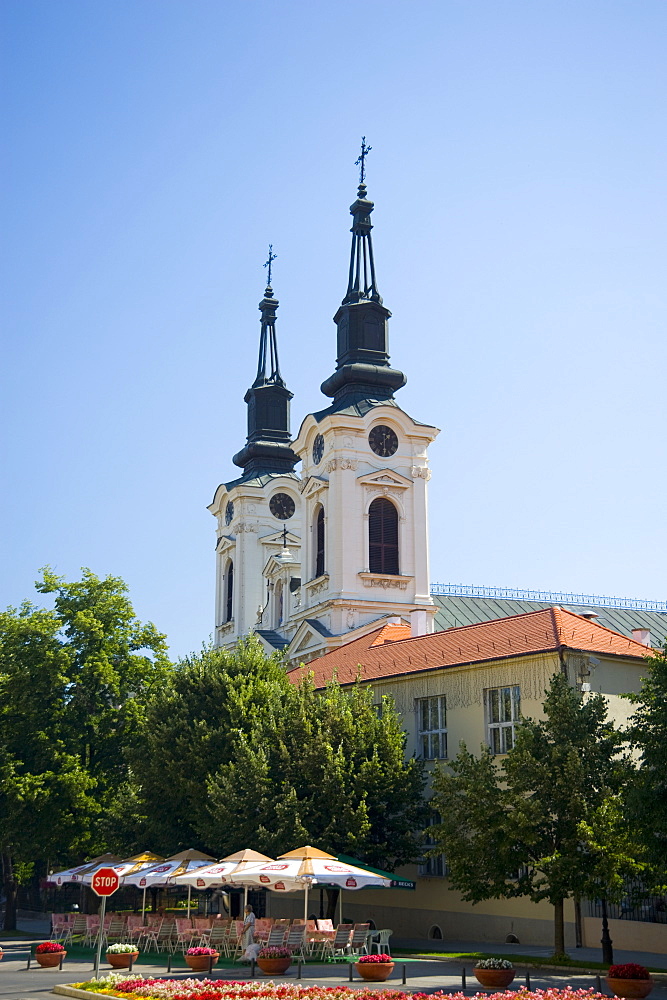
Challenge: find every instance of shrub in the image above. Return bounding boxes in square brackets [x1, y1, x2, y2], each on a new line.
[608, 964, 650, 980]
[475, 958, 514, 969]
[358, 953, 393, 963]
[35, 941, 66, 953]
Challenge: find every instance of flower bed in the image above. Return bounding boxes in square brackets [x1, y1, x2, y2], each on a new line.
[36, 941, 66, 953]
[70, 978, 610, 1000]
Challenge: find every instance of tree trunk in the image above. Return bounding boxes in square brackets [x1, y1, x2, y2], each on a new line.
[325, 886, 340, 923]
[1, 853, 18, 931]
[553, 896, 566, 957]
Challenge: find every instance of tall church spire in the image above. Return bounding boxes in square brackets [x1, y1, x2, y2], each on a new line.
[232, 257, 298, 478]
[320, 140, 406, 409]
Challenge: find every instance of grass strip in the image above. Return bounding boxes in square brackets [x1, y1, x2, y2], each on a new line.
[393, 950, 667, 973]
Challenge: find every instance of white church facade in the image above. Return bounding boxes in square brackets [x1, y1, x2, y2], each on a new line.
[209, 176, 439, 664]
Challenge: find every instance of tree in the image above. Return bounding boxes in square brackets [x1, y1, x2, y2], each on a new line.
[133, 638, 293, 853]
[431, 672, 630, 957]
[203, 675, 429, 897]
[624, 643, 667, 882]
[0, 569, 170, 929]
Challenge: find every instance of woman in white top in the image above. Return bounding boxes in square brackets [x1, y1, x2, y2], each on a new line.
[241, 905, 256, 950]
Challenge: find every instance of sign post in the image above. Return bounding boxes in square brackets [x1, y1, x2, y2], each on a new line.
[90, 867, 120, 979]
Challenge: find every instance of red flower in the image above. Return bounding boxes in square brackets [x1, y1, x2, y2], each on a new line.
[35, 941, 66, 954]
[609, 964, 650, 980]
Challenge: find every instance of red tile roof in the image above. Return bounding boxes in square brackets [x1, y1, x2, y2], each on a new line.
[287, 607, 652, 688]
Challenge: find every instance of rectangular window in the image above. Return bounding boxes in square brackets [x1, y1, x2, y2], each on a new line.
[417, 695, 447, 760]
[419, 813, 449, 878]
[486, 685, 521, 754]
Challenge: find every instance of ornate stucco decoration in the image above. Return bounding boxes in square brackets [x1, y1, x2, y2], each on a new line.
[358, 572, 414, 591]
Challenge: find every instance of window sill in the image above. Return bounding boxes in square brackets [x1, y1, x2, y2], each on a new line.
[358, 572, 413, 591]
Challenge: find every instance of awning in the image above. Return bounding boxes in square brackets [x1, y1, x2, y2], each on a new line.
[336, 854, 416, 890]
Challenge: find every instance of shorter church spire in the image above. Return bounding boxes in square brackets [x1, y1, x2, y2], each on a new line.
[320, 140, 406, 408]
[232, 252, 298, 478]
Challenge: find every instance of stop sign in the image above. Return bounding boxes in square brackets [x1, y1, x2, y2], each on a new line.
[90, 866, 120, 896]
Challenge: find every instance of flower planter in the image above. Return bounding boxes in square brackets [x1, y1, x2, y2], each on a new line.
[356, 961, 394, 982]
[257, 956, 292, 975]
[606, 978, 653, 999]
[474, 968, 516, 989]
[186, 951, 219, 972]
[107, 950, 139, 969]
[35, 950, 66, 968]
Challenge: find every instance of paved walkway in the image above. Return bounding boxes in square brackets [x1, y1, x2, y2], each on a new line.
[1, 923, 666, 1000]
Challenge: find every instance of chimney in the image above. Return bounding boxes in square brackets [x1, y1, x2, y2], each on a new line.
[411, 609, 428, 637]
[632, 628, 651, 647]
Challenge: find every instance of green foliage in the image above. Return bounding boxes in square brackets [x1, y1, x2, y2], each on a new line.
[203, 675, 428, 868]
[132, 637, 292, 853]
[624, 643, 667, 881]
[0, 568, 170, 928]
[431, 672, 633, 955]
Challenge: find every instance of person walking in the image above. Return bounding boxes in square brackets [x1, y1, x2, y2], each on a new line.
[241, 905, 256, 951]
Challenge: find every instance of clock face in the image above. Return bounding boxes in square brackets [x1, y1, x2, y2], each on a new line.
[269, 492, 295, 520]
[312, 433, 325, 465]
[224, 500, 234, 525]
[369, 424, 398, 458]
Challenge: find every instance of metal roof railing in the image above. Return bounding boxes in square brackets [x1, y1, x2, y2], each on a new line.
[430, 583, 667, 613]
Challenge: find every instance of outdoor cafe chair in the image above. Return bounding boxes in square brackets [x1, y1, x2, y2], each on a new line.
[320, 923, 352, 961]
[254, 917, 273, 940]
[174, 917, 199, 952]
[199, 920, 230, 953]
[50, 914, 69, 942]
[83, 915, 101, 948]
[103, 917, 127, 946]
[348, 923, 370, 958]
[284, 923, 308, 963]
[63, 914, 88, 945]
[265, 925, 287, 948]
[227, 920, 244, 959]
[139, 917, 163, 952]
[153, 919, 178, 954]
[369, 928, 393, 955]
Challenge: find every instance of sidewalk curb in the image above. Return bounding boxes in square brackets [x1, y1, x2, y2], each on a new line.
[404, 955, 667, 983]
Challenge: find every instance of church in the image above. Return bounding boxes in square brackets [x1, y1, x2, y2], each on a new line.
[209, 163, 440, 665]
[208, 156, 667, 953]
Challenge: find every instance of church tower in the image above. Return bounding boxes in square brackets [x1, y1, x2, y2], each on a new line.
[287, 149, 440, 661]
[208, 263, 301, 650]
[209, 147, 439, 663]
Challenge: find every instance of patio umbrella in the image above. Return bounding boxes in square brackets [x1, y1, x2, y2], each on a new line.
[47, 853, 122, 886]
[81, 851, 164, 884]
[123, 849, 216, 918]
[235, 845, 391, 922]
[173, 849, 275, 909]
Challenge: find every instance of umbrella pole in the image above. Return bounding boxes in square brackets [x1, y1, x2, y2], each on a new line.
[304, 882, 309, 924]
[243, 885, 248, 908]
[142, 887, 147, 924]
[187, 884, 192, 918]
[339, 887, 343, 926]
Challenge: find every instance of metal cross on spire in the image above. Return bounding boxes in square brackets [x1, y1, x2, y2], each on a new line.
[355, 136, 372, 185]
[263, 244, 277, 287]
[282, 525, 289, 548]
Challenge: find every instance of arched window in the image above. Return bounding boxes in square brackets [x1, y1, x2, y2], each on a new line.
[369, 497, 399, 575]
[315, 506, 325, 579]
[225, 561, 234, 622]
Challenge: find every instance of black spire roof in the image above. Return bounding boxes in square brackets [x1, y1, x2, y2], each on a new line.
[320, 168, 406, 410]
[232, 280, 299, 479]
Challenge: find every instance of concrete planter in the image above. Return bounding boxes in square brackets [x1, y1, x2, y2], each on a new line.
[356, 962, 394, 982]
[257, 957, 292, 975]
[474, 967, 516, 989]
[107, 951, 139, 969]
[35, 950, 66, 968]
[185, 952, 219, 972]
[606, 978, 653, 999]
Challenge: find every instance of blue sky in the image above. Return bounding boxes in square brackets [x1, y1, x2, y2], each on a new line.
[2, 0, 665, 658]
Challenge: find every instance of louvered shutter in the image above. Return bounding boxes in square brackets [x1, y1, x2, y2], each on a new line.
[315, 507, 325, 578]
[225, 562, 234, 622]
[368, 498, 399, 574]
